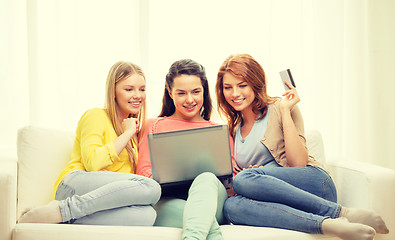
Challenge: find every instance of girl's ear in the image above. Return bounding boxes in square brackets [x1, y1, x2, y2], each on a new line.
[167, 88, 173, 99]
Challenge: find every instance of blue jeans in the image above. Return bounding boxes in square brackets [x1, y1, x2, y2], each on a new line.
[55, 170, 161, 226]
[223, 166, 341, 234]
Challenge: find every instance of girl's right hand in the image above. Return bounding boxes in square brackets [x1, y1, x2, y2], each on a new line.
[280, 81, 300, 112]
[122, 117, 139, 136]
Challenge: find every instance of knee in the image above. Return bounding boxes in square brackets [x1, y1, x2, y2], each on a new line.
[323, 178, 338, 203]
[188, 172, 220, 195]
[139, 177, 161, 205]
[232, 170, 251, 193]
[193, 172, 218, 185]
[233, 169, 266, 194]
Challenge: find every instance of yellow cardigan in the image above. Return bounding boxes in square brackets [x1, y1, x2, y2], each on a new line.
[52, 108, 137, 199]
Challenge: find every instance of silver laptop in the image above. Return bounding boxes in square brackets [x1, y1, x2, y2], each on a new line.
[147, 124, 233, 190]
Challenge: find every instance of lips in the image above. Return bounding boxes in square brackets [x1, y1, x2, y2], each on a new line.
[184, 104, 197, 112]
[129, 101, 141, 107]
[232, 98, 245, 105]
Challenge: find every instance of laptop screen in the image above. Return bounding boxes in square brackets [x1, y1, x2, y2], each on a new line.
[147, 124, 233, 186]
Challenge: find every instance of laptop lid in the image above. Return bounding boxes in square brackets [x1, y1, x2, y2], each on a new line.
[147, 124, 233, 187]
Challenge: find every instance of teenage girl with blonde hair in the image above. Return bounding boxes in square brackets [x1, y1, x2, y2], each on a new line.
[19, 61, 161, 225]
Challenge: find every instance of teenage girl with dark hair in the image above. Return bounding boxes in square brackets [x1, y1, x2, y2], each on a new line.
[137, 59, 233, 240]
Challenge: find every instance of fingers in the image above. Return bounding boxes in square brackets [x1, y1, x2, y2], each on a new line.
[284, 80, 294, 89]
[282, 87, 300, 101]
[126, 114, 139, 126]
[241, 165, 264, 171]
[122, 118, 138, 125]
[122, 117, 139, 134]
[282, 91, 294, 100]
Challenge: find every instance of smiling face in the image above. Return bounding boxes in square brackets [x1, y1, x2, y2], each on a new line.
[115, 73, 146, 119]
[222, 72, 255, 114]
[169, 74, 204, 121]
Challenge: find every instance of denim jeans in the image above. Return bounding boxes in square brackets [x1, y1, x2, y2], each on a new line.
[223, 166, 341, 234]
[55, 170, 161, 226]
[153, 172, 228, 240]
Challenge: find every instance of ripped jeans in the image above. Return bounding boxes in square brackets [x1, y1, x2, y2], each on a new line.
[224, 166, 341, 234]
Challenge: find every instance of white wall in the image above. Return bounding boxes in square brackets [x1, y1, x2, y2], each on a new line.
[0, 0, 29, 157]
[144, 0, 347, 162]
[26, 0, 142, 131]
[1, 0, 394, 170]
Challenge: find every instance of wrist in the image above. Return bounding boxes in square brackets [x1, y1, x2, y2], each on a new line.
[279, 105, 291, 115]
[123, 128, 136, 137]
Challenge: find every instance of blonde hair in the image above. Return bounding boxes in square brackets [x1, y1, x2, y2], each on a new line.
[104, 61, 146, 172]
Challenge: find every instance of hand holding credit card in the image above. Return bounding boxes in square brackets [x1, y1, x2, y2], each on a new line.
[279, 69, 296, 90]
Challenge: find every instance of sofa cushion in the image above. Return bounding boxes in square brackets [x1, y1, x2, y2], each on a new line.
[17, 126, 74, 216]
[13, 224, 337, 240]
[305, 130, 326, 166]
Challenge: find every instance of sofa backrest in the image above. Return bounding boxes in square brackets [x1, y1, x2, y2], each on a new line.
[305, 130, 326, 165]
[17, 126, 74, 216]
[16, 126, 326, 216]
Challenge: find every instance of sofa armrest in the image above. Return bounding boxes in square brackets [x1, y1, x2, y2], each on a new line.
[0, 157, 17, 240]
[327, 160, 395, 240]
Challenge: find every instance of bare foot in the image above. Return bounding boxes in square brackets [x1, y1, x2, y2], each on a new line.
[340, 207, 389, 234]
[18, 200, 62, 223]
[322, 217, 376, 240]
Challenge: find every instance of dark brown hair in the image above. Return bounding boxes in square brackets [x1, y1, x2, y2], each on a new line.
[159, 59, 212, 120]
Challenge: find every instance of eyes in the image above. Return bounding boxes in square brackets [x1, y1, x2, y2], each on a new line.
[125, 87, 145, 92]
[175, 89, 202, 96]
[223, 84, 248, 90]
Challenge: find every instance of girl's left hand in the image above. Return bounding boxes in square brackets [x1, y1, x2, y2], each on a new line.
[242, 165, 263, 170]
[280, 81, 300, 112]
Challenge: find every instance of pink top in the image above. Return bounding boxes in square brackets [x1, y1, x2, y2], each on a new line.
[136, 116, 236, 178]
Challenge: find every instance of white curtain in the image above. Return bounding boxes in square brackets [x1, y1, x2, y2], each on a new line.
[1, 0, 394, 170]
[1, 0, 29, 157]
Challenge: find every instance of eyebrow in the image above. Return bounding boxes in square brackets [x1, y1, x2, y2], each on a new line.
[223, 81, 247, 85]
[175, 87, 202, 91]
[125, 84, 145, 88]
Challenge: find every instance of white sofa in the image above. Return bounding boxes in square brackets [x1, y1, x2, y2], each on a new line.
[1, 125, 394, 240]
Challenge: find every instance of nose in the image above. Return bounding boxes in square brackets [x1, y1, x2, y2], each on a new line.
[132, 89, 141, 99]
[231, 87, 240, 98]
[186, 93, 194, 103]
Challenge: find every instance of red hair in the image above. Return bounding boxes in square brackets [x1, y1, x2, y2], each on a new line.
[215, 54, 279, 134]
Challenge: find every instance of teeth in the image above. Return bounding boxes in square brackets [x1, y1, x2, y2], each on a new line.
[233, 99, 244, 103]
